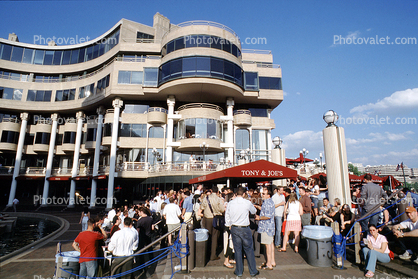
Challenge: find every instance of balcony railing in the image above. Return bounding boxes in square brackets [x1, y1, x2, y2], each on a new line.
[177, 103, 224, 113]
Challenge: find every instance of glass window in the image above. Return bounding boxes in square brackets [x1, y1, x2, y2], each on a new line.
[149, 126, 164, 138]
[69, 89, 76, 100]
[231, 44, 238, 57]
[198, 35, 211, 48]
[211, 36, 222, 50]
[131, 71, 143, 84]
[167, 41, 175, 54]
[118, 71, 131, 84]
[120, 123, 131, 137]
[86, 128, 97, 141]
[2, 88, 13, 100]
[182, 57, 196, 77]
[258, 77, 269, 89]
[236, 129, 250, 150]
[70, 49, 79, 64]
[86, 46, 94, 61]
[63, 131, 76, 144]
[195, 118, 207, 138]
[79, 87, 85, 99]
[252, 129, 268, 151]
[35, 90, 44, 102]
[53, 51, 62, 65]
[62, 90, 69, 101]
[249, 108, 268, 117]
[185, 35, 198, 48]
[34, 50, 45, 65]
[234, 64, 242, 85]
[222, 40, 231, 53]
[62, 50, 71, 65]
[185, 118, 195, 138]
[131, 124, 146, 137]
[175, 37, 185, 50]
[92, 44, 99, 59]
[207, 119, 217, 139]
[244, 72, 259, 90]
[210, 58, 224, 78]
[98, 43, 105, 56]
[103, 123, 112, 137]
[43, 51, 54, 65]
[22, 48, 34, 64]
[224, 60, 234, 81]
[196, 57, 210, 76]
[44, 90, 51, 102]
[10, 46, 23, 62]
[78, 48, 86, 63]
[143, 68, 158, 87]
[1, 131, 18, 144]
[13, 89, 22, 101]
[1, 44, 12, 60]
[55, 90, 63, 101]
[27, 90, 36, 101]
[270, 77, 282, 90]
[170, 59, 182, 79]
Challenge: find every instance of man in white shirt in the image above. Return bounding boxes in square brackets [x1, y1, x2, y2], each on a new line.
[272, 185, 286, 248]
[225, 186, 259, 277]
[163, 197, 182, 245]
[392, 206, 418, 261]
[108, 217, 138, 279]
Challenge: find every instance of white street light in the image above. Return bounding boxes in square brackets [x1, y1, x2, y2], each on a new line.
[272, 136, 283, 149]
[323, 110, 339, 127]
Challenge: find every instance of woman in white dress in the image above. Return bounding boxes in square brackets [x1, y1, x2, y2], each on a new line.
[279, 192, 303, 253]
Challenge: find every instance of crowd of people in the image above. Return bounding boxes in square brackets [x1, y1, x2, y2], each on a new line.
[71, 174, 418, 278]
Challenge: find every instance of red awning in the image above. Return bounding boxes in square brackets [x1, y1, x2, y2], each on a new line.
[93, 175, 107, 180]
[47, 176, 71, 181]
[382, 175, 400, 189]
[349, 174, 363, 183]
[189, 160, 298, 185]
[73, 176, 92, 181]
[310, 173, 327, 180]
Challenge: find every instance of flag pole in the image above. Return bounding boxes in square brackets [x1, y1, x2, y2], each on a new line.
[401, 163, 408, 189]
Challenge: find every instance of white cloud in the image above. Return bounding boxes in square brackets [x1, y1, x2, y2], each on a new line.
[353, 148, 418, 167]
[350, 88, 418, 114]
[281, 130, 323, 157]
[346, 131, 413, 146]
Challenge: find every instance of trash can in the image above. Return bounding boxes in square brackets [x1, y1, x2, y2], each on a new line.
[194, 228, 209, 267]
[55, 251, 80, 279]
[302, 225, 333, 267]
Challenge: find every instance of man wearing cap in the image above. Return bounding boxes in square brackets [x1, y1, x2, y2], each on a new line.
[392, 206, 418, 262]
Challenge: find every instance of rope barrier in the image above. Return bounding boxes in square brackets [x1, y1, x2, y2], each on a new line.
[55, 223, 189, 279]
[331, 190, 411, 269]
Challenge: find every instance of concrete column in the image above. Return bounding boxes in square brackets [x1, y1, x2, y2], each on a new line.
[90, 107, 105, 208]
[41, 113, 59, 206]
[7, 112, 29, 207]
[226, 98, 234, 164]
[166, 96, 175, 164]
[68, 111, 84, 208]
[107, 99, 123, 210]
[267, 129, 272, 162]
[323, 125, 351, 205]
[272, 147, 286, 186]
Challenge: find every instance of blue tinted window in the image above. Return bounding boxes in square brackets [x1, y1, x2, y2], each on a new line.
[92, 44, 99, 59]
[224, 61, 234, 81]
[270, 77, 282, 90]
[118, 71, 131, 84]
[78, 48, 86, 63]
[167, 41, 175, 54]
[196, 57, 210, 76]
[170, 59, 182, 78]
[62, 50, 71, 65]
[258, 77, 269, 89]
[69, 89, 76, 100]
[244, 72, 258, 90]
[11, 46, 23, 62]
[53, 51, 62, 65]
[210, 58, 223, 78]
[234, 65, 242, 85]
[144, 68, 158, 87]
[98, 43, 105, 56]
[131, 71, 143, 84]
[44, 90, 52, 102]
[70, 49, 79, 64]
[182, 57, 196, 77]
[55, 90, 63, 101]
[35, 90, 44, 102]
[22, 48, 34, 64]
[34, 50, 45, 65]
[2, 88, 13, 99]
[175, 37, 185, 50]
[86, 46, 94, 61]
[231, 44, 238, 57]
[1, 44, 12, 60]
[211, 37, 222, 50]
[27, 90, 36, 101]
[222, 40, 231, 53]
[185, 35, 197, 48]
[44, 51, 54, 65]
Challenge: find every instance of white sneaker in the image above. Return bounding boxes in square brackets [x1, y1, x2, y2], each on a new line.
[399, 251, 411, 260]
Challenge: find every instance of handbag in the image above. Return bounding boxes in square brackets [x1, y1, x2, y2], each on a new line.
[282, 220, 287, 233]
[207, 196, 225, 230]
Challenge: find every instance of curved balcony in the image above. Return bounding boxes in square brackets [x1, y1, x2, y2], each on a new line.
[147, 107, 167, 124]
[176, 138, 223, 152]
[234, 110, 252, 126]
[178, 103, 223, 113]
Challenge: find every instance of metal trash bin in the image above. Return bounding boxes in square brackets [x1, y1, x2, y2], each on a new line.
[302, 225, 333, 267]
[194, 228, 209, 267]
[55, 251, 80, 279]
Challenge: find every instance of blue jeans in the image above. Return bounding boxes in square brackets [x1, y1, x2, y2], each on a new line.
[79, 260, 98, 279]
[231, 226, 258, 276]
[362, 247, 390, 273]
[274, 216, 283, 247]
[360, 211, 380, 233]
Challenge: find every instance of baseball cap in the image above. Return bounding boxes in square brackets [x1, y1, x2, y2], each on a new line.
[405, 206, 416, 213]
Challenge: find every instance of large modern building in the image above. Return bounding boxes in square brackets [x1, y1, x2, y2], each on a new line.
[0, 13, 283, 209]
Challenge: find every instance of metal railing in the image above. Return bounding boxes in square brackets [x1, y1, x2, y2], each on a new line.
[233, 109, 251, 116]
[0, 117, 20, 124]
[177, 103, 224, 113]
[242, 49, 272, 55]
[242, 60, 281, 68]
[148, 107, 167, 114]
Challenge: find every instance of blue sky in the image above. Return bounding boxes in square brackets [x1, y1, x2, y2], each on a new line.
[1, 0, 417, 168]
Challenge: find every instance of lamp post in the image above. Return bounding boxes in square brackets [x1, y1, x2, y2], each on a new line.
[200, 142, 208, 169]
[322, 110, 351, 205]
[272, 136, 286, 186]
[272, 136, 282, 149]
[300, 148, 309, 167]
